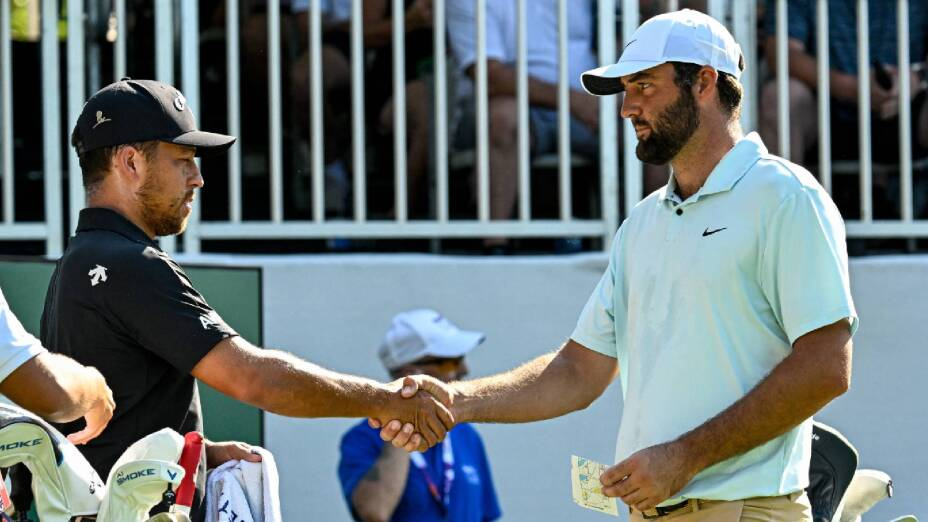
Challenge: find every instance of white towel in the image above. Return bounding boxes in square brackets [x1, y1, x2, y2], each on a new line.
[205, 447, 281, 522]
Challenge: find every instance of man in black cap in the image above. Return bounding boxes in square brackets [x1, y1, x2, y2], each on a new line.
[43, 79, 453, 519]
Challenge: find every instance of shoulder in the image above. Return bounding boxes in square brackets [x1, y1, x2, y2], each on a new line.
[742, 152, 833, 209]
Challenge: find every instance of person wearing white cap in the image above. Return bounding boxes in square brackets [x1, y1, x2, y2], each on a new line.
[339, 310, 501, 522]
[381, 9, 857, 521]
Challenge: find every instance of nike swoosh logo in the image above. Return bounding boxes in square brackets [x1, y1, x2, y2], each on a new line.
[702, 227, 727, 237]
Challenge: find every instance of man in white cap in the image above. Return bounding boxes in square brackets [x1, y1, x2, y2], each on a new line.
[381, 9, 856, 521]
[339, 310, 501, 522]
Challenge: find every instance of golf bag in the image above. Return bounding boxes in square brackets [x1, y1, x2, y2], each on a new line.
[0, 404, 103, 521]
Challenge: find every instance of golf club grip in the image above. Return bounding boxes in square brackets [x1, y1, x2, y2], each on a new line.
[175, 432, 204, 509]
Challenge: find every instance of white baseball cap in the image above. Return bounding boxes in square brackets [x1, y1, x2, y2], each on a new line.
[581, 9, 743, 96]
[378, 309, 485, 371]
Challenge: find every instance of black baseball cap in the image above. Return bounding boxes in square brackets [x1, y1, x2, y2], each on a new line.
[72, 78, 235, 157]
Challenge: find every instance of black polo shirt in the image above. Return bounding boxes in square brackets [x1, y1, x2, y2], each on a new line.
[41, 208, 237, 518]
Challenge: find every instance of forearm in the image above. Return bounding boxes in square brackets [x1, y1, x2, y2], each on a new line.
[454, 340, 616, 423]
[247, 349, 391, 419]
[676, 325, 852, 473]
[0, 353, 107, 423]
[351, 445, 410, 521]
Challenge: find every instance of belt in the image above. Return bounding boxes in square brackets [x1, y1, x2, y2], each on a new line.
[634, 499, 696, 519]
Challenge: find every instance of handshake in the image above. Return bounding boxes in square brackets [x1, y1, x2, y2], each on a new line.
[368, 375, 460, 453]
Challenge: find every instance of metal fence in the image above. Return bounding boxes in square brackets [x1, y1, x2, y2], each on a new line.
[0, 0, 924, 256]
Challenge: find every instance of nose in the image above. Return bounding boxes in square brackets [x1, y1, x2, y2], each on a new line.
[620, 92, 640, 120]
[189, 161, 204, 189]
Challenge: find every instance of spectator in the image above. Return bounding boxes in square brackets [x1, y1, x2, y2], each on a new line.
[760, 1, 928, 181]
[447, 0, 600, 250]
[339, 309, 501, 522]
[290, 0, 354, 217]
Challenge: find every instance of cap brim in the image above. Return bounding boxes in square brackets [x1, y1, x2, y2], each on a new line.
[423, 330, 486, 359]
[170, 130, 236, 157]
[580, 60, 665, 96]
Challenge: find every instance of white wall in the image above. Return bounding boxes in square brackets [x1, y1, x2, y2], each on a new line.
[187, 253, 927, 521]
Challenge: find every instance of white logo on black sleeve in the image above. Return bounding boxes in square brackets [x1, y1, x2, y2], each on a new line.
[199, 311, 221, 330]
[88, 265, 108, 286]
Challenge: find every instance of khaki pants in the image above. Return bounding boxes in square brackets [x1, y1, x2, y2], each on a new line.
[629, 492, 812, 522]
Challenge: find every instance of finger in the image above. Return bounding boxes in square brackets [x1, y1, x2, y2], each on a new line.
[242, 448, 263, 462]
[434, 400, 455, 430]
[603, 475, 636, 498]
[415, 417, 440, 449]
[418, 376, 453, 408]
[619, 489, 650, 504]
[405, 434, 422, 453]
[66, 427, 94, 445]
[389, 423, 415, 448]
[601, 461, 632, 486]
[378, 420, 403, 441]
[401, 376, 419, 399]
[368, 418, 383, 429]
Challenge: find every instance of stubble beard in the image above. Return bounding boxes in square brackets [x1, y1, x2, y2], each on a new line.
[634, 87, 700, 165]
[136, 167, 191, 237]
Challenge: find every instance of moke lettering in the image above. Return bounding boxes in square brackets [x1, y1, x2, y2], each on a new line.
[116, 468, 156, 486]
[0, 438, 42, 451]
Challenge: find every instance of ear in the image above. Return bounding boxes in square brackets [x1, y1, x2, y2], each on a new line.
[694, 66, 719, 102]
[112, 145, 148, 186]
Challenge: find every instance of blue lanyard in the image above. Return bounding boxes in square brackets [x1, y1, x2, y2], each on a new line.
[410, 433, 455, 514]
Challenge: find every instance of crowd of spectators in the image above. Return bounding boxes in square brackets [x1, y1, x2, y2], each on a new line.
[5, 0, 928, 253]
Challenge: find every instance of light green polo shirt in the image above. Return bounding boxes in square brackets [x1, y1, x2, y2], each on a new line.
[571, 132, 857, 504]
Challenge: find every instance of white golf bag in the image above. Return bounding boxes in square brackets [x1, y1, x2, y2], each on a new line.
[0, 404, 103, 521]
[0, 404, 194, 522]
[95, 428, 186, 522]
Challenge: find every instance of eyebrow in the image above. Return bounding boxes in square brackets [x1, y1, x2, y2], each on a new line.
[621, 71, 655, 87]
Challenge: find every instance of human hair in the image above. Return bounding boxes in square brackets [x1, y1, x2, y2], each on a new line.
[71, 133, 159, 196]
[670, 57, 745, 119]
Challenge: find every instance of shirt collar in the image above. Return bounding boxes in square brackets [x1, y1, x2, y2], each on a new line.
[76, 207, 158, 246]
[658, 132, 766, 205]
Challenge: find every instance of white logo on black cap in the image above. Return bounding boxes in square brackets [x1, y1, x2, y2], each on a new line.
[173, 93, 186, 111]
[93, 111, 112, 129]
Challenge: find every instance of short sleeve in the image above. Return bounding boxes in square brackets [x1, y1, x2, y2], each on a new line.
[337, 423, 383, 519]
[570, 228, 623, 358]
[101, 248, 237, 374]
[447, 0, 510, 75]
[760, 190, 858, 345]
[0, 290, 46, 383]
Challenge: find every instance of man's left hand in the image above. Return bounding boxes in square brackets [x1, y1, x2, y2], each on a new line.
[205, 440, 263, 469]
[599, 441, 698, 512]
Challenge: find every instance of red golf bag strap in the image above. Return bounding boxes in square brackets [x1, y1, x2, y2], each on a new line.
[175, 431, 204, 513]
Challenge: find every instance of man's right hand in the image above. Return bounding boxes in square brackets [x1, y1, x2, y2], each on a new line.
[370, 376, 455, 452]
[371, 375, 458, 451]
[66, 367, 115, 445]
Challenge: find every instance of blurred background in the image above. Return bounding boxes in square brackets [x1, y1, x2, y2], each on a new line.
[1, 0, 926, 520]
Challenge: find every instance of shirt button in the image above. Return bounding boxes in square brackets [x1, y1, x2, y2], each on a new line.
[675, 208, 683, 216]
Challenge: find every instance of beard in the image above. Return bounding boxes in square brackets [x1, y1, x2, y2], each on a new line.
[136, 167, 192, 237]
[633, 87, 700, 165]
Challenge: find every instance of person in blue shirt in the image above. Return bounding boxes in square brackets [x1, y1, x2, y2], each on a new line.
[339, 309, 501, 522]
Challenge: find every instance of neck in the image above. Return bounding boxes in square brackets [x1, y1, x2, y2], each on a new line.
[87, 193, 156, 239]
[669, 117, 743, 200]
